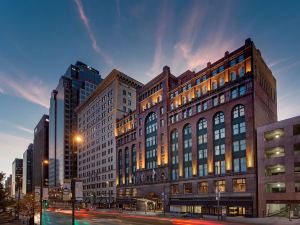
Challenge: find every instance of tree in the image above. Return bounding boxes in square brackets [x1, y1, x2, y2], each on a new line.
[19, 194, 40, 225]
[0, 171, 6, 212]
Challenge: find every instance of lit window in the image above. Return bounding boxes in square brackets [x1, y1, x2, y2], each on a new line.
[198, 181, 208, 193]
[215, 180, 226, 192]
[220, 94, 225, 103]
[231, 88, 238, 99]
[184, 183, 193, 194]
[230, 71, 237, 81]
[212, 69, 217, 76]
[203, 101, 208, 110]
[230, 59, 236, 67]
[233, 178, 246, 192]
[219, 77, 225, 86]
[239, 85, 246, 96]
[203, 86, 207, 94]
[212, 81, 218, 90]
[213, 97, 218, 106]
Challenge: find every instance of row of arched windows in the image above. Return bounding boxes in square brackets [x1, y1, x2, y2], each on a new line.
[171, 104, 246, 181]
[118, 144, 136, 186]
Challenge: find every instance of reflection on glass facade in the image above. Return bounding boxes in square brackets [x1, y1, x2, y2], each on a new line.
[49, 61, 102, 187]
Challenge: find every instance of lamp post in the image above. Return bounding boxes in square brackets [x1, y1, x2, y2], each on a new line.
[40, 160, 48, 225]
[72, 134, 83, 225]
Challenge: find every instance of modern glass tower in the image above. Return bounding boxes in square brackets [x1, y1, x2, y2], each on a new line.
[49, 61, 102, 187]
[22, 144, 33, 194]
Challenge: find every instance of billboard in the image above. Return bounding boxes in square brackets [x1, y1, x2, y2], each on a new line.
[75, 181, 83, 201]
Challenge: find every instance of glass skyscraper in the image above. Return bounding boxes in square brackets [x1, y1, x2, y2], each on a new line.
[49, 61, 102, 187]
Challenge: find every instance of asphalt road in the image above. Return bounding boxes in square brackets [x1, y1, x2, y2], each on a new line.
[42, 211, 173, 225]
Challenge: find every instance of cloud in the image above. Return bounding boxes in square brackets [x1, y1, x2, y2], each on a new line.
[0, 70, 51, 109]
[15, 125, 34, 135]
[273, 59, 300, 74]
[74, 0, 113, 65]
[0, 132, 32, 176]
[0, 87, 4, 94]
[268, 57, 291, 68]
[171, 1, 236, 74]
[148, 0, 170, 77]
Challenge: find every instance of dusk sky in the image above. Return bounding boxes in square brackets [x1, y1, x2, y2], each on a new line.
[0, 0, 300, 177]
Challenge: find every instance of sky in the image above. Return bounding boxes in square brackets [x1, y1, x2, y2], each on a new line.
[0, 0, 300, 177]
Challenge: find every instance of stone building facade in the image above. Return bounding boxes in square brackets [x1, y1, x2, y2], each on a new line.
[76, 69, 142, 205]
[116, 38, 277, 217]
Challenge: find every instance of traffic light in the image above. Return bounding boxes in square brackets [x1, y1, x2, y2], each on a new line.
[43, 200, 49, 208]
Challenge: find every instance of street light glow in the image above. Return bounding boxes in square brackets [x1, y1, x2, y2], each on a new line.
[74, 135, 83, 143]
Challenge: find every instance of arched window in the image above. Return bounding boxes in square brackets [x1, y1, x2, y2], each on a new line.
[118, 149, 123, 186]
[232, 105, 246, 173]
[145, 112, 157, 169]
[125, 148, 129, 185]
[198, 118, 208, 177]
[183, 124, 192, 178]
[132, 145, 136, 184]
[170, 129, 179, 180]
[213, 112, 226, 175]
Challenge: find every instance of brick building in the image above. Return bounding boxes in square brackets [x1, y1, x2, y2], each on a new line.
[257, 116, 300, 217]
[116, 38, 277, 217]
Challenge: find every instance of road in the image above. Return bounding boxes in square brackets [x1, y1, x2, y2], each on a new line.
[41, 210, 250, 225]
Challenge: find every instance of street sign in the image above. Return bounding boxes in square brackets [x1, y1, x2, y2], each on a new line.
[34, 186, 40, 202]
[75, 181, 83, 201]
[43, 187, 49, 200]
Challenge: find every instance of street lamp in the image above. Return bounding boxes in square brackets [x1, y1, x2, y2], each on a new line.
[40, 160, 48, 225]
[72, 134, 83, 225]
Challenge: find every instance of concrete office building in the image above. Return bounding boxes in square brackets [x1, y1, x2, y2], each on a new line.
[116, 39, 277, 217]
[22, 144, 33, 194]
[76, 69, 142, 205]
[12, 158, 23, 198]
[49, 61, 102, 187]
[257, 116, 300, 217]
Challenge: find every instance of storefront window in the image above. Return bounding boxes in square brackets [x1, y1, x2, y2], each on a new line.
[215, 180, 226, 193]
[184, 183, 193, 194]
[198, 181, 208, 193]
[171, 184, 179, 195]
[233, 178, 246, 192]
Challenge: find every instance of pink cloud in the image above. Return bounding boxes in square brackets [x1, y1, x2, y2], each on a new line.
[148, 1, 170, 77]
[0, 70, 50, 109]
[171, 1, 237, 74]
[74, 0, 113, 65]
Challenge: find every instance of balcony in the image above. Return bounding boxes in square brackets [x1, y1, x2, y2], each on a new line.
[266, 182, 286, 193]
[265, 164, 285, 176]
[264, 128, 284, 142]
[265, 146, 285, 159]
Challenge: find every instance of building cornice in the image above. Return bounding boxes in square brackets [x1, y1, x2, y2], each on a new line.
[75, 69, 143, 113]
